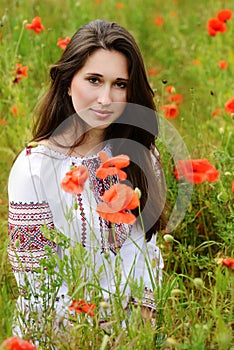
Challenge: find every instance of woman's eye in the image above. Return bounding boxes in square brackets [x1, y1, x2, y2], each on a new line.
[115, 81, 127, 89]
[88, 77, 99, 84]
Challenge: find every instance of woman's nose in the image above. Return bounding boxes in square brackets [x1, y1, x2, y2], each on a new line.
[97, 85, 112, 106]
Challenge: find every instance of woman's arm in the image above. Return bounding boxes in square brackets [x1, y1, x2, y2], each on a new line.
[8, 149, 57, 274]
[7, 149, 69, 336]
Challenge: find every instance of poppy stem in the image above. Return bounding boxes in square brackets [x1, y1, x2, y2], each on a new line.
[15, 20, 26, 57]
[111, 223, 118, 247]
[138, 206, 145, 234]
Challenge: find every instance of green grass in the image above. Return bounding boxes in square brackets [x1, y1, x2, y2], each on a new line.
[0, 0, 233, 348]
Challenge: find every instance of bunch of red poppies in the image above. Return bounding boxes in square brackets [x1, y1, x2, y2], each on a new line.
[61, 152, 140, 225]
[207, 9, 232, 36]
[160, 85, 183, 119]
[174, 159, 219, 184]
[12, 63, 28, 84]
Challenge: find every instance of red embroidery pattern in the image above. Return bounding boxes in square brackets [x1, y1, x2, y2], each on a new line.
[77, 193, 87, 246]
[8, 201, 56, 272]
[132, 288, 157, 310]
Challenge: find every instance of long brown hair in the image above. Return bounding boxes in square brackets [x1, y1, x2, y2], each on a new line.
[33, 19, 167, 240]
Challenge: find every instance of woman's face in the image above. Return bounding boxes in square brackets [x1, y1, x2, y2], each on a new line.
[69, 49, 129, 131]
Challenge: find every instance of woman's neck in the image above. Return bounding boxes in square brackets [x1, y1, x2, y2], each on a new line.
[37, 127, 105, 158]
[70, 134, 104, 157]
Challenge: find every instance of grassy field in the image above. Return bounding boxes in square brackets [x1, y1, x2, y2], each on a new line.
[0, 0, 233, 349]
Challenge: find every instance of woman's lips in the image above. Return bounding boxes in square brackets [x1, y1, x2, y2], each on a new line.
[91, 108, 113, 119]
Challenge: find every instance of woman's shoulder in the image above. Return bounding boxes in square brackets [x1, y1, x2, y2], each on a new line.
[8, 145, 48, 202]
[9, 140, 110, 182]
[11, 142, 52, 170]
[8, 142, 60, 184]
[13, 140, 74, 165]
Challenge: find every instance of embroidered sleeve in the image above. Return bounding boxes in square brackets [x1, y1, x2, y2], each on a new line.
[132, 288, 157, 310]
[7, 149, 57, 273]
[8, 201, 56, 272]
[7, 149, 71, 337]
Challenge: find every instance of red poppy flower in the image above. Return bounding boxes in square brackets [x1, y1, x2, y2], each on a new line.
[116, 3, 124, 9]
[218, 60, 228, 70]
[207, 18, 227, 36]
[160, 104, 179, 119]
[222, 258, 234, 271]
[165, 85, 176, 94]
[232, 181, 234, 193]
[0, 119, 7, 125]
[147, 68, 157, 76]
[96, 151, 130, 180]
[13, 63, 28, 78]
[69, 299, 96, 316]
[217, 9, 232, 22]
[61, 165, 89, 194]
[174, 159, 219, 184]
[96, 183, 140, 224]
[193, 59, 200, 66]
[25, 16, 45, 34]
[211, 108, 222, 117]
[224, 97, 234, 114]
[167, 93, 183, 105]
[57, 36, 71, 50]
[154, 17, 164, 26]
[12, 105, 18, 116]
[1, 336, 36, 350]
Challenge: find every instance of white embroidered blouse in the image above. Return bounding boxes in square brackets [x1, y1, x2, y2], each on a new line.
[7, 143, 163, 325]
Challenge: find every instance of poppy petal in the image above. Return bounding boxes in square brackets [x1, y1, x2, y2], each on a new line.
[96, 210, 137, 224]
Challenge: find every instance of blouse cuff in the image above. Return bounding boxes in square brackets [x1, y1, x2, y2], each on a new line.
[131, 287, 157, 310]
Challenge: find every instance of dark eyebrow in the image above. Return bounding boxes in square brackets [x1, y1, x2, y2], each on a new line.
[116, 78, 129, 82]
[85, 73, 103, 77]
[85, 73, 129, 81]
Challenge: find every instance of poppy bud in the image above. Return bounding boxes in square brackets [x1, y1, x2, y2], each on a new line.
[166, 337, 178, 345]
[163, 234, 174, 243]
[100, 301, 110, 309]
[193, 277, 204, 288]
[134, 187, 141, 199]
[171, 288, 183, 297]
[27, 141, 38, 148]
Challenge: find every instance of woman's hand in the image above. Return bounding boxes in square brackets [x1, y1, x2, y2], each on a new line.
[140, 306, 156, 326]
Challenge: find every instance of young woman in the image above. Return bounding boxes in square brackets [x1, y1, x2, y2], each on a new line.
[8, 19, 166, 335]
